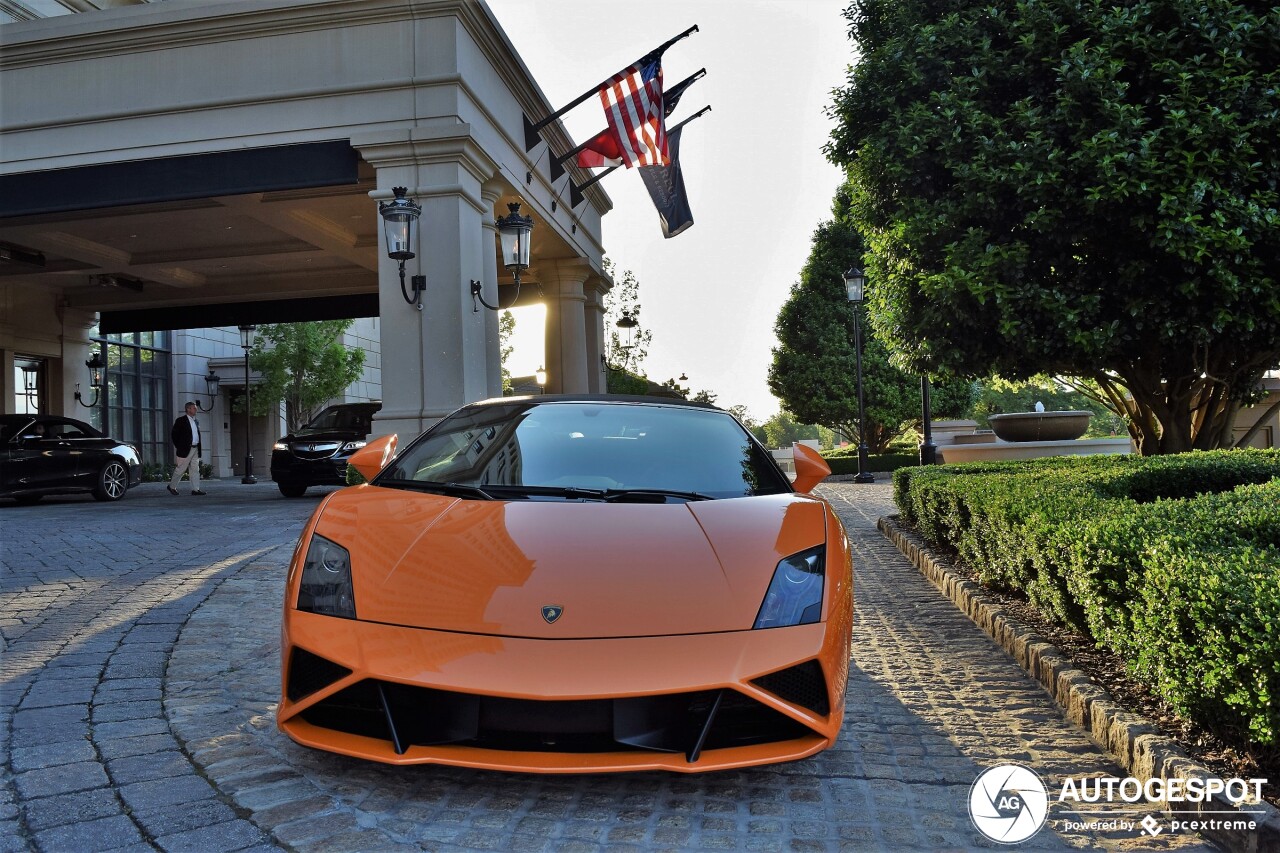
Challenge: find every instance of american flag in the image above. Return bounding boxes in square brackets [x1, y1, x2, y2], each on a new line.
[599, 55, 668, 169]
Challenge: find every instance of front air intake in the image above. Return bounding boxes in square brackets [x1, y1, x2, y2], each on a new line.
[287, 648, 352, 702]
[751, 660, 830, 716]
[300, 680, 813, 761]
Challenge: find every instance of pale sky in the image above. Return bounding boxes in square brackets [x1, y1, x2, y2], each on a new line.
[486, 0, 853, 423]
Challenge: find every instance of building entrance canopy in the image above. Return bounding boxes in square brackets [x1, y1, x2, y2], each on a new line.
[0, 0, 613, 434]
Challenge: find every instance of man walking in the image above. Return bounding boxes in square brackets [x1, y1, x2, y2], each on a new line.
[169, 401, 206, 496]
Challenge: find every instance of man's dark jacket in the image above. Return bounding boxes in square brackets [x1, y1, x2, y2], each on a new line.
[171, 416, 200, 458]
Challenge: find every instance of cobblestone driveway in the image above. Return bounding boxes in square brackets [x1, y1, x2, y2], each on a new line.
[1, 481, 1214, 851]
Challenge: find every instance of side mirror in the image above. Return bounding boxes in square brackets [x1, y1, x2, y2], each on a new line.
[791, 443, 830, 494]
[347, 434, 397, 483]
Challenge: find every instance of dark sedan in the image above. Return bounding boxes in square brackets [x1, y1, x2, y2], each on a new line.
[270, 402, 381, 497]
[1, 414, 143, 503]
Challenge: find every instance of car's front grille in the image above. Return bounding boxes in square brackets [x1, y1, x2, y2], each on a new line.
[751, 660, 830, 716]
[299, 679, 814, 761]
[290, 442, 341, 460]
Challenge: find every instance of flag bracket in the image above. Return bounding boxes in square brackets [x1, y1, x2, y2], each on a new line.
[522, 114, 544, 153]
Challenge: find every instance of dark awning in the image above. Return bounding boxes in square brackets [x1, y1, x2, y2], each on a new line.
[0, 141, 360, 219]
[99, 294, 378, 334]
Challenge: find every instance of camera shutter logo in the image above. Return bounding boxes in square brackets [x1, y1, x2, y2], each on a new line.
[969, 764, 1049, 844]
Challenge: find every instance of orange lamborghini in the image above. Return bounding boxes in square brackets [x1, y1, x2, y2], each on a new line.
[277, 395, 852, 773]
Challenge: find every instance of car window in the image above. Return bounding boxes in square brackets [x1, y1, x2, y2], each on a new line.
[41, 419, 101, 440]
[378, 402, 789, 499]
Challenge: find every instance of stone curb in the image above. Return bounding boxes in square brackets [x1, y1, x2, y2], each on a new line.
[878, 514, 1280, 853]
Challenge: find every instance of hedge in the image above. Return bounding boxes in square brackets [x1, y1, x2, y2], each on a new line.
[823, 451, 919, 474]
[892, 449, 1280, 746]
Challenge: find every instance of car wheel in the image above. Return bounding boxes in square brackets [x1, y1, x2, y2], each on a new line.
[278, 483, 308, 498]
[14, 494, 42, 505]
[93, 460, 129, 501]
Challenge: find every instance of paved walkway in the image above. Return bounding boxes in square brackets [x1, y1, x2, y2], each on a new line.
[0, 480, 1213, 851]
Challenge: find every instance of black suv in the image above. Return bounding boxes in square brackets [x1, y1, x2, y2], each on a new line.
[270, 402, 381, 497]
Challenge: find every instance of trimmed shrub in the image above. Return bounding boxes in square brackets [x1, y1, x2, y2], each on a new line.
[893, 449, 1280, 745]
[1134, 539, 1280, 745]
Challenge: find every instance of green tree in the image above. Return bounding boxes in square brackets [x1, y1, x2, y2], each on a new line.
[689, 389, 718, 405]
[605, 367, 650, 395]
[727, 404, 758, 431]
[828, 0, 1280, 454]
[249, 321, 366, 432]
[499, 310, 516, 395]
[759, 411, 821, 449]
[769, 183, 973, 452]
[602, 260, 653, 375]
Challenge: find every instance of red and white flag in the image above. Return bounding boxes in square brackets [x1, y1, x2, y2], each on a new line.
[599, 56, 668, 168]
[576, 128, 624, 169]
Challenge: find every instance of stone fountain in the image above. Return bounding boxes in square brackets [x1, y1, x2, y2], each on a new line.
[938, 406, 1132, 463]
[987, 410, 1092, 442]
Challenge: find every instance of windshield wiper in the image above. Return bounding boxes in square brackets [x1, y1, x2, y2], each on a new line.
[601, 488, 713, 503]
[381, 480, 495, 500]
[482, 484, 607, 500]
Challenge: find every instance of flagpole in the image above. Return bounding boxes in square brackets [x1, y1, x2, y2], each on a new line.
[568, 105, 711, 206]
[553, 69, 707, 169]
[523, 25, 699, 150]
[668, 105, 712, 133]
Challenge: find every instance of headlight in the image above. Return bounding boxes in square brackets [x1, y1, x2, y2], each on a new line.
[273, 442, 288, 451]
[297, 535, 356, 619]
[753, 546, 824, 629]
[340, 440, 367, 453]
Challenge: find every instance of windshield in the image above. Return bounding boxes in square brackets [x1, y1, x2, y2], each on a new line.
[376, 401, 789, 500]
[302, 406, 374, 434]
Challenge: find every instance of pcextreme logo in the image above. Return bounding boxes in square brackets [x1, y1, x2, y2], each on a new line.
[969, 764, 1050, 844]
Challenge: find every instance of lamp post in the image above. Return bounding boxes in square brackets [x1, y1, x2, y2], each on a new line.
[193, 370, 221, 412]
[535, 365, 547, 394]
[844, 266, 875, 484]
[20, 363, 39, 411]
[614, 310, 638, 370]
[919, 376, 937, 465]
[238, 324, 257, 484]
[73, 352, 105, 409]
[472, 202, 535, 312]
[378, 187, 425, 309]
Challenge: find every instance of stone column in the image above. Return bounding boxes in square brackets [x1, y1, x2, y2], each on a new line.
[540, 258, 592, 394]
[354, 127, 498, 438]
[584, 275, 609, 393]
[479, 181, 503, 399]
[59, 307, 98, 416]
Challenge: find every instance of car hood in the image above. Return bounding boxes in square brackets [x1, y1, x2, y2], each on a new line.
[311, 487, 828, 639]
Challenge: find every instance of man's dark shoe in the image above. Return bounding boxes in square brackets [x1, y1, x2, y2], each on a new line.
[191, 490, 207, 495]
[167, 485, 179, 496]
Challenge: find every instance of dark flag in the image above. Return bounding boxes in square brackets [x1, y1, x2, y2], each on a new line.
[639, 125, 693, 238]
